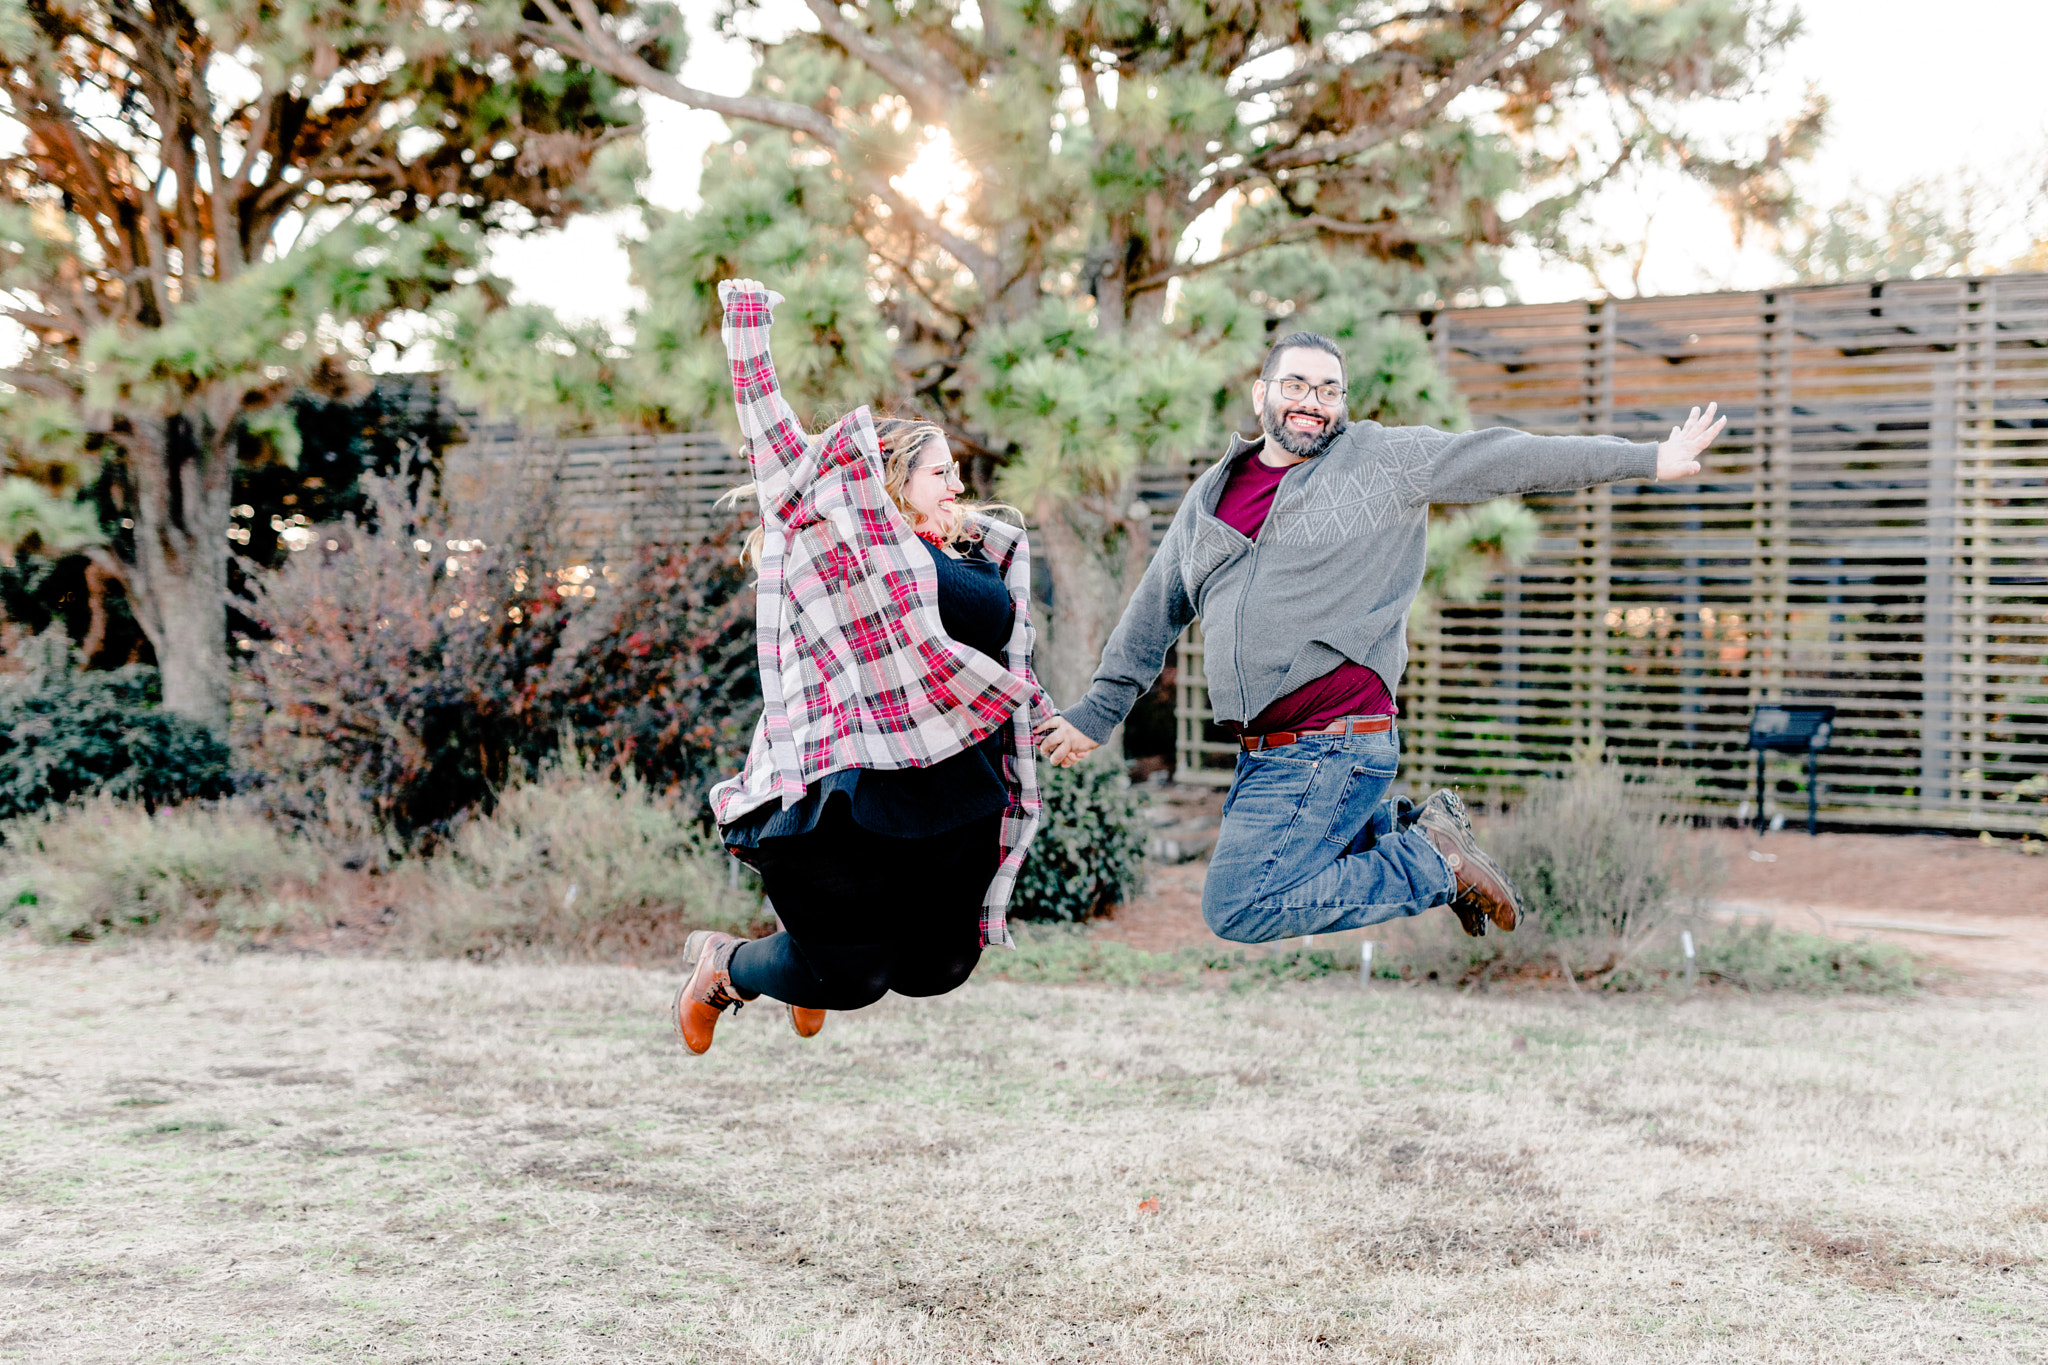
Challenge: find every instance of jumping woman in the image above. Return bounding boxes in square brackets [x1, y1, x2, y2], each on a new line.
[673, 279, 1056, 1056]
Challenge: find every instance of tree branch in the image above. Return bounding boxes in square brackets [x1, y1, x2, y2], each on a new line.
[1126, 228, 1315, 296]
[535, 0, 840, 145]
[874, 245, 971, 325]
[223, 92, 278, 216]
[0, 365, 81, 401]
[1258, 0, 1566, 175]
[527, 0, 1002, 285]
[196, 65, 246, 278]
[802, 0, 955, 124]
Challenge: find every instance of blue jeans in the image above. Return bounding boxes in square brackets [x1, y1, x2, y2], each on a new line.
[1201, 727, 1454, 943]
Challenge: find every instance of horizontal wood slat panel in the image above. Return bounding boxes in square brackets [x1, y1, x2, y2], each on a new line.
[442, 421, 752, 555]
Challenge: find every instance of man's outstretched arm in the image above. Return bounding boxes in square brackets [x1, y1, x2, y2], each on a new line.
[1419, 402, 1726, 504]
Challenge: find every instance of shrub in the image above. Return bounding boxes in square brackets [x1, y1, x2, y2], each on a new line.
[2, 799, 320, 942]
[402, 754, 760, 958]
[1488, 760, 1715, 947]
[1371, 761, 1722, 989]
[0, 634, 231, 823]
[1011, 758, 1149, 922]
[237, 475, 756, 837]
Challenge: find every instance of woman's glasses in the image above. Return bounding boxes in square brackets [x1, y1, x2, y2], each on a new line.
[917, 460, 965, 485]
[1272, 378, 1347, 406]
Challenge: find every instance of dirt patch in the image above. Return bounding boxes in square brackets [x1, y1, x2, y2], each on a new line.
[1710, 829, 2048, 918]
[1094, 861, 1225, 953]
[1766, 1219, 2039, 1297]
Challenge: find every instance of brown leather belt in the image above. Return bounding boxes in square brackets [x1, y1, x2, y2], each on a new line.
[1239, 714, 1394, 752]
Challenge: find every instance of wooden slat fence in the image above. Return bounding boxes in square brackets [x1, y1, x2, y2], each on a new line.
[441, 422, 750, 558]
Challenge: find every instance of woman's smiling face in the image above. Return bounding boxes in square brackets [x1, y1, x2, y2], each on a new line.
[904, 437, 964, 530]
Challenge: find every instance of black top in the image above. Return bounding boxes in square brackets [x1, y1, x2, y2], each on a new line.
[721, 537, 1018, 847]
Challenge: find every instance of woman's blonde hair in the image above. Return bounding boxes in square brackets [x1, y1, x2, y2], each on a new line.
[720, 418, 1003, 567]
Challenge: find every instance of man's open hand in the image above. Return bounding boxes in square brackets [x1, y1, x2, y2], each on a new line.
[1034, 715, 1099, 768]
[1656, 402, 1725, 481]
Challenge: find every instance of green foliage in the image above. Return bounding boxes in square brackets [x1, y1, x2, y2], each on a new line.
[1630, 925, 1916, 998]
[0, 478, 101, 563]
[236, 476, 756, 837]
[0, 636, 231, 822]
[1, 799, 318, 943]
[485, 1, 1812, 706]
[467, 0, 1822, 490]
[403, 754, 758, 959]
[1421, 499, 1542, 609]
[608, 128, 899, 430]
[980, 924, 1209, 986]
[1776, 175, 2004, 284]
[980, 923, 1353, 989]
[0, 0, 637, 724]
[1011, 760, 1150, 923]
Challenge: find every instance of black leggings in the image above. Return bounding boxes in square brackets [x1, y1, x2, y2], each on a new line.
[727, 802, 1003, 1012]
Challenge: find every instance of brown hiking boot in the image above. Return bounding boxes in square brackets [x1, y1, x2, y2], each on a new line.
[1415, 790, 1524, 936]
[674, 930, 755, 1056]
[788, 1005, 826, 1039]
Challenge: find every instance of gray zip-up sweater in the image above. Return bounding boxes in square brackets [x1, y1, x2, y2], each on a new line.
[1062, 421, 1660, 743]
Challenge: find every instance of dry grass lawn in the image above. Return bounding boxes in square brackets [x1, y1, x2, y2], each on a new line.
[1, 943, 2044, 1363]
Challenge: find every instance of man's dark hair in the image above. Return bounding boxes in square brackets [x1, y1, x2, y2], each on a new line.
[1260, 331, 1347, 384]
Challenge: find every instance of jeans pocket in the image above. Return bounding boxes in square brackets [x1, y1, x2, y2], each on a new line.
[1320, 758, 1397, 846]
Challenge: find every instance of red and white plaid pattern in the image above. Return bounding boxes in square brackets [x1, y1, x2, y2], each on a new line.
[708, 287, 1053, 945]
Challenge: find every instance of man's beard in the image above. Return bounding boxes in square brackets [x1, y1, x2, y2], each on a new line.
[1261, 396, 1346, 458]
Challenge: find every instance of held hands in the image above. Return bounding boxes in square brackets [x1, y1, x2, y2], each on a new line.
[1034, 715, 1099, 769]
[1656, 402, 1726, 481]
[717, 278, 785, 311]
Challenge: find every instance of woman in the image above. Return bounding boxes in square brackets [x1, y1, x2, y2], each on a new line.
[674, 279, 1056, 1056]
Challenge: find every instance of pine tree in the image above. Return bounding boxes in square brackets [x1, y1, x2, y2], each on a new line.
[0, 0, 640, 727]
[525, 0, 1818, 701]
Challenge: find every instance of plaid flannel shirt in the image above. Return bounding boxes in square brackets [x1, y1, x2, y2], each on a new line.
[707, 288, 1053, 946]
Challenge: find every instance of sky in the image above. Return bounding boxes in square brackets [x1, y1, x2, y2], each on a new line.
[489, 0, 2048, 326]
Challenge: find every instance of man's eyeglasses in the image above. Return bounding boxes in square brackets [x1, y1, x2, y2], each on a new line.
[1272, 378, 1347, 406]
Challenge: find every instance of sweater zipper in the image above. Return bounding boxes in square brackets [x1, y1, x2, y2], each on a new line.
[1231, 456, 1310, 719]
[1233, 539, 1258, 713]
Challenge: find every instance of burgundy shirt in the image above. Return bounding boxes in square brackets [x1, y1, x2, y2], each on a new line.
[1212, 448, 1396, 734]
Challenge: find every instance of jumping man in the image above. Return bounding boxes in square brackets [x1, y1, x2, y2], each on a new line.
[1035, 331, 1724, 942]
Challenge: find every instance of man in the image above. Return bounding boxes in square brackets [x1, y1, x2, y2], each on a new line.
[1036, 331, 1724, 942]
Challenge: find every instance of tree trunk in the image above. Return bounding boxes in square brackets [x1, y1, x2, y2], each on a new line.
[123, 411, 233, 731]
[79, 557, 116, 665]
[1034, 483, 1156, 742]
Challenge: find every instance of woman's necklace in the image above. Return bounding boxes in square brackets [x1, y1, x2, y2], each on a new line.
[915, 526, 950, 550]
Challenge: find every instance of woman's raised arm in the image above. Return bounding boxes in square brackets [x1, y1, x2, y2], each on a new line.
[718, 279, 811, 499]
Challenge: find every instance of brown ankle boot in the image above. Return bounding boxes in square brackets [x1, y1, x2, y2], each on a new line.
[1415, 790, 1524, 936]
[787, 1005, 826, 1039]
[674, 930, 755, 1056]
